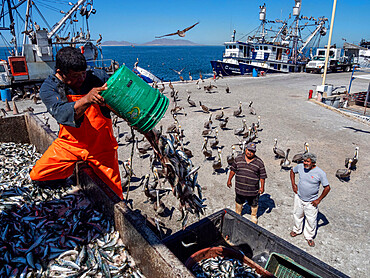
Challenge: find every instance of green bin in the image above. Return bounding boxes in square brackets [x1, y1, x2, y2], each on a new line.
[265, 253, 322, 278]
[101, 65, 169, 133]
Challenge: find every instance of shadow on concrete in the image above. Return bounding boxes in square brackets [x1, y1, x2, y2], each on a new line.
[317, 211, 329, 229]
[343, 126, 370, 134]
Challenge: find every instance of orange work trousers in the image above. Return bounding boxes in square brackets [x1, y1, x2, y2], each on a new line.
[30, 95, 123, 199]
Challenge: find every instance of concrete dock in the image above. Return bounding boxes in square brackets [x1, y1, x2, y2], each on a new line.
[4, 71, 369, 276]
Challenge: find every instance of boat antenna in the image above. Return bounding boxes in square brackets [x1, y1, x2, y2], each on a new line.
[259, 3, 266, 42]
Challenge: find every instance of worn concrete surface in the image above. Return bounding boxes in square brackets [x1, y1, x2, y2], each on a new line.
[3, 71, 369, 277]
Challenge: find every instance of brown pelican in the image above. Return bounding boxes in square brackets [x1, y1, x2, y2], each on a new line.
[280, 149, 291, 168]
[215, 107, 224, 120]
[248, 101, 256, 115]
[292, 143, 309, 163]
[234, 119, 247, 135]
[209, 130, 219, 148]
[273, 138, 285, 158]
[199, 101, 210, 113]
[219, 117, 229, 130]
[203, 113, 213, 129]
[233, 101, 242, 117]
[345, 147, 359, 169]
[336, 159, 352, 179]
[202, 138, 212, 159]
[213, 149, 222, 172]
[227, 145, 237, 166]
[187, 95, 196, 107]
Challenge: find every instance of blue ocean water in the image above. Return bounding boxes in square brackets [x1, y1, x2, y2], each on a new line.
[0, 45, 224, 82]
[101, 46, 224, 82]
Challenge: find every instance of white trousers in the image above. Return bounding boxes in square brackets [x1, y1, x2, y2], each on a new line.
[293, 194, 318, 240]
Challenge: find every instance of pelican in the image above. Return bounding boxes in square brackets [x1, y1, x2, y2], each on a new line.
[199, 101, 210, 113]
[96, 33, 102, 45]
[336, 159, 352, 179]
[345, 147, 359, 169]
[273, 138, 285, 158]
[292, 143, 309, 163]
[209, 130, 219, 149]
[280, 149, 291, 168]
[212, 149, 222, 172]
[248, 101, 256, 115]
[204, 113, 213, 129]
[215, 107, 224, 120]
[219, 117, 229, 130]
[187, 95, 196, 107]
[234, 119, 247, 136]
[233, 101, 242, 117]
[225, 84, 230, 93]
[202, 138, 212, 159]
[227, 145, 237, 166]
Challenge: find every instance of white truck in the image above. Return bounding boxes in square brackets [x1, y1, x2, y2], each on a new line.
[305, 47, 354, 73]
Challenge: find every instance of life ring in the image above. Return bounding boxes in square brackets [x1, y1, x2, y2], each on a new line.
[286, 49, 290, 55]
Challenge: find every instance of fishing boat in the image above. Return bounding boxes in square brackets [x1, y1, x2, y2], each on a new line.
[0, 0, 116, 93]
[211, 1, 328, 75]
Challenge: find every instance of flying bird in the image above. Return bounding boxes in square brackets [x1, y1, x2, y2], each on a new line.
[155, 22, 199, 38]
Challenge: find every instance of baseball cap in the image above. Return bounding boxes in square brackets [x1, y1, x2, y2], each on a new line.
[246, 142, 256, 152]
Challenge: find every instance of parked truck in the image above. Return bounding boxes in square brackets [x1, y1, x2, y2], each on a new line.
[305, 47, 355, 73]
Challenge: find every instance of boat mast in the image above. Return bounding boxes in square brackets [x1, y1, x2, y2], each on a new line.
[21, 0, 31, 55]
[298, 19, 327, 54]
[47, 0, 87, 39]
[6, 0, 18, 55]
[292, 0, 302, 64]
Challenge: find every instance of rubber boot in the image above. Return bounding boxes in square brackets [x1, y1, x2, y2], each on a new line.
[251, 206, 258, 224]
[235, 202, 243, 215]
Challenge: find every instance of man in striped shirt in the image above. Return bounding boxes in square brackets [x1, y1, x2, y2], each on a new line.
[227, 142, 267, 224]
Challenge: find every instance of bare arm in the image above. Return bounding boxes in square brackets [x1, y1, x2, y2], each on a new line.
[259, 178, 265, 194]
[227, 170, 235, 188]
[311, 185, 331, 207]
[74, 85, 107, 119]
[290, 169, 298, 194]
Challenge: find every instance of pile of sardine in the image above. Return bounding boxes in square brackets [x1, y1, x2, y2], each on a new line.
[192, 256, 261, 278]
[147, 131, 205, 228]
[0, 142, 143, 277]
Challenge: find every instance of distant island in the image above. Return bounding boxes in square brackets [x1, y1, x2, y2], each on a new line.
[101, 38, 201, 46]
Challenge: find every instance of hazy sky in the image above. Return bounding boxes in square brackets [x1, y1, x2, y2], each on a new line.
[2, 0, 370, 46]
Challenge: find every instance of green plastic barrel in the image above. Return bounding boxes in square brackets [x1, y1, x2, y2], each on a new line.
[101, 65, 169, 133]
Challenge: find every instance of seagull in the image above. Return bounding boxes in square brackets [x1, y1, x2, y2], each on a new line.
[155, 22, 199, 38]
[170, 67, 185, 75]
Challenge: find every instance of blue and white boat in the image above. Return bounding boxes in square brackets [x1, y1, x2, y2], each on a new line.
[211, 1, 328, 75]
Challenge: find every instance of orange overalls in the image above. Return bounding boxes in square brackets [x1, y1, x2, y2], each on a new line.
[30, 95, 123, 199]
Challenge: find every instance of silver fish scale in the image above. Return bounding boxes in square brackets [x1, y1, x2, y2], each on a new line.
[0, 142, 144, 278]
[192, 256, 261, 278]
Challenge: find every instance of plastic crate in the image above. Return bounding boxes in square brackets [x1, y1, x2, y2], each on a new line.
[265, 253, 322, 278]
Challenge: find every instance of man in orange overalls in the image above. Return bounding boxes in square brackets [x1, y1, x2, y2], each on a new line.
[30, 47, 123, 199]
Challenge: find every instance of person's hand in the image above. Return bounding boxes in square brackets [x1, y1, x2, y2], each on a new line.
[292, 183, 298, 194]
[85, 85, 107, 106]
[227, 181, 232, 188]
[258, 187, 264, 194]
[311, 199, 320, 207]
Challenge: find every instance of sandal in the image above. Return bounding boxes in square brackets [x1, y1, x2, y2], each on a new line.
[290, 231, 298, 237]
[306, 239, 315, 247]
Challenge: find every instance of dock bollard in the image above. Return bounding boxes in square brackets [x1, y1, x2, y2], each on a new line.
[308, 90, 313, 99]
